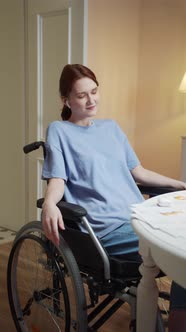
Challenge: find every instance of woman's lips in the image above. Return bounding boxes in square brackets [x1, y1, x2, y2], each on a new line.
[86, 105, 96, 110]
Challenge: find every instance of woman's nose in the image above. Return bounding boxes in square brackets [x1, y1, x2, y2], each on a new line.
[87, 94, 93, 104]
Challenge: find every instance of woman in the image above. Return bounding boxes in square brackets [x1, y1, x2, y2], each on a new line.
[42, 64, 186, 331]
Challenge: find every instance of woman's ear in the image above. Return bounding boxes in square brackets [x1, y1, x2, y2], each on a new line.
[66, 100, 71, 109]
[62, 97, 70, 109]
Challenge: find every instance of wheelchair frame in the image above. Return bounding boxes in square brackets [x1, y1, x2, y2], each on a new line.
[7, 141, 177, 332]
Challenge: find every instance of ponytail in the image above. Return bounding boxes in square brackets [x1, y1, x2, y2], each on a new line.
[61, 105, 72, 120]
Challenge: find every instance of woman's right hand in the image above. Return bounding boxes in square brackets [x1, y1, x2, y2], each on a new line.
[41, 177, 65, 246]
[42, 201, 65, 247]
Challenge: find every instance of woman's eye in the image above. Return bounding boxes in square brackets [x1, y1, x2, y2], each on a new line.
[92, 89, 97, 94]
[77, 94, 85, 99]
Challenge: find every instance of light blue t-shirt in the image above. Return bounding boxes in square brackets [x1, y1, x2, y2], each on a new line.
[42, 119, 144, 237]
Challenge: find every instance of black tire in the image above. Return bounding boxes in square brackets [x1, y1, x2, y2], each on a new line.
[7, 221, 87, 332]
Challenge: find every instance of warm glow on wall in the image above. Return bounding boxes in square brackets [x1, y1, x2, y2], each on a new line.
[179, 72, 186, 93]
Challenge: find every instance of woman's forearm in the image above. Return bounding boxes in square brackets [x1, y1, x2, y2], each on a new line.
[43, 178, 65, 207]
[132, 165, 186, 189]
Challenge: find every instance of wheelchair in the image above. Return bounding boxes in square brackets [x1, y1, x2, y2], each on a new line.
[7, 141, 177, 332]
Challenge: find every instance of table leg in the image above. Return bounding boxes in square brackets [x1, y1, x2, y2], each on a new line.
[137, 247, 160, 332]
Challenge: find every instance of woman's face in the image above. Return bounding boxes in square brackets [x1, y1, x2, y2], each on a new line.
[67, 77, 100, 120]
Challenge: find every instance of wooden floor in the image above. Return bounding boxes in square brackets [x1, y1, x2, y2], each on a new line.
[0, 242, 16, 331]
[0, 241, 132, 331]
[0, 241, 170, 332]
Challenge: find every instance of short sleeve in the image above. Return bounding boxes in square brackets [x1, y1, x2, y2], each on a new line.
[113, 121, 140, 171]
[42, 122, 68, 181]
[124, 137, 140, 170]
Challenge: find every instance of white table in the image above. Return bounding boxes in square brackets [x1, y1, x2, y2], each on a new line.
[131, 190, 186, 332]
[181, 136, 186, 182]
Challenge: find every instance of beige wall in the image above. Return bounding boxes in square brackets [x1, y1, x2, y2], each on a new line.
[0, 0, 25, 230]
[135, 0, 186, 177]
[88, 0, 140, 143]
[88, 0, 186, 178]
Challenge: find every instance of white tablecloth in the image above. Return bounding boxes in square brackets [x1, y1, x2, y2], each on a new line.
[131, 190, 186, 252]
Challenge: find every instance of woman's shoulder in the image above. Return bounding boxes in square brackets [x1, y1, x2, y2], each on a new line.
[95, 119, 128, 140]
[46, 120, 68, 139]
[47, 120, 63, 129]
[47, 120, 70, 133]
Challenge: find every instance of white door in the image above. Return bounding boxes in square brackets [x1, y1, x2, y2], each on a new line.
[25, 0, 87, 221]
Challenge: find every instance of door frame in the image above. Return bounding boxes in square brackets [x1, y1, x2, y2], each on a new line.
[23, 0, 88, 223]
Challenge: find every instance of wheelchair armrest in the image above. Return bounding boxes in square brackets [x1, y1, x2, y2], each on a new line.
[37, 198, 87, 221]
[137, 184, 182, 197]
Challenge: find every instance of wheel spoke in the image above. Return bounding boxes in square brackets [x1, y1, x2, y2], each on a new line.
[7, 221, 87, 332]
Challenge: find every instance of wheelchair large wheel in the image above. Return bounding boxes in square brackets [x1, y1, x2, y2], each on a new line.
[7, 221, 87, 332]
